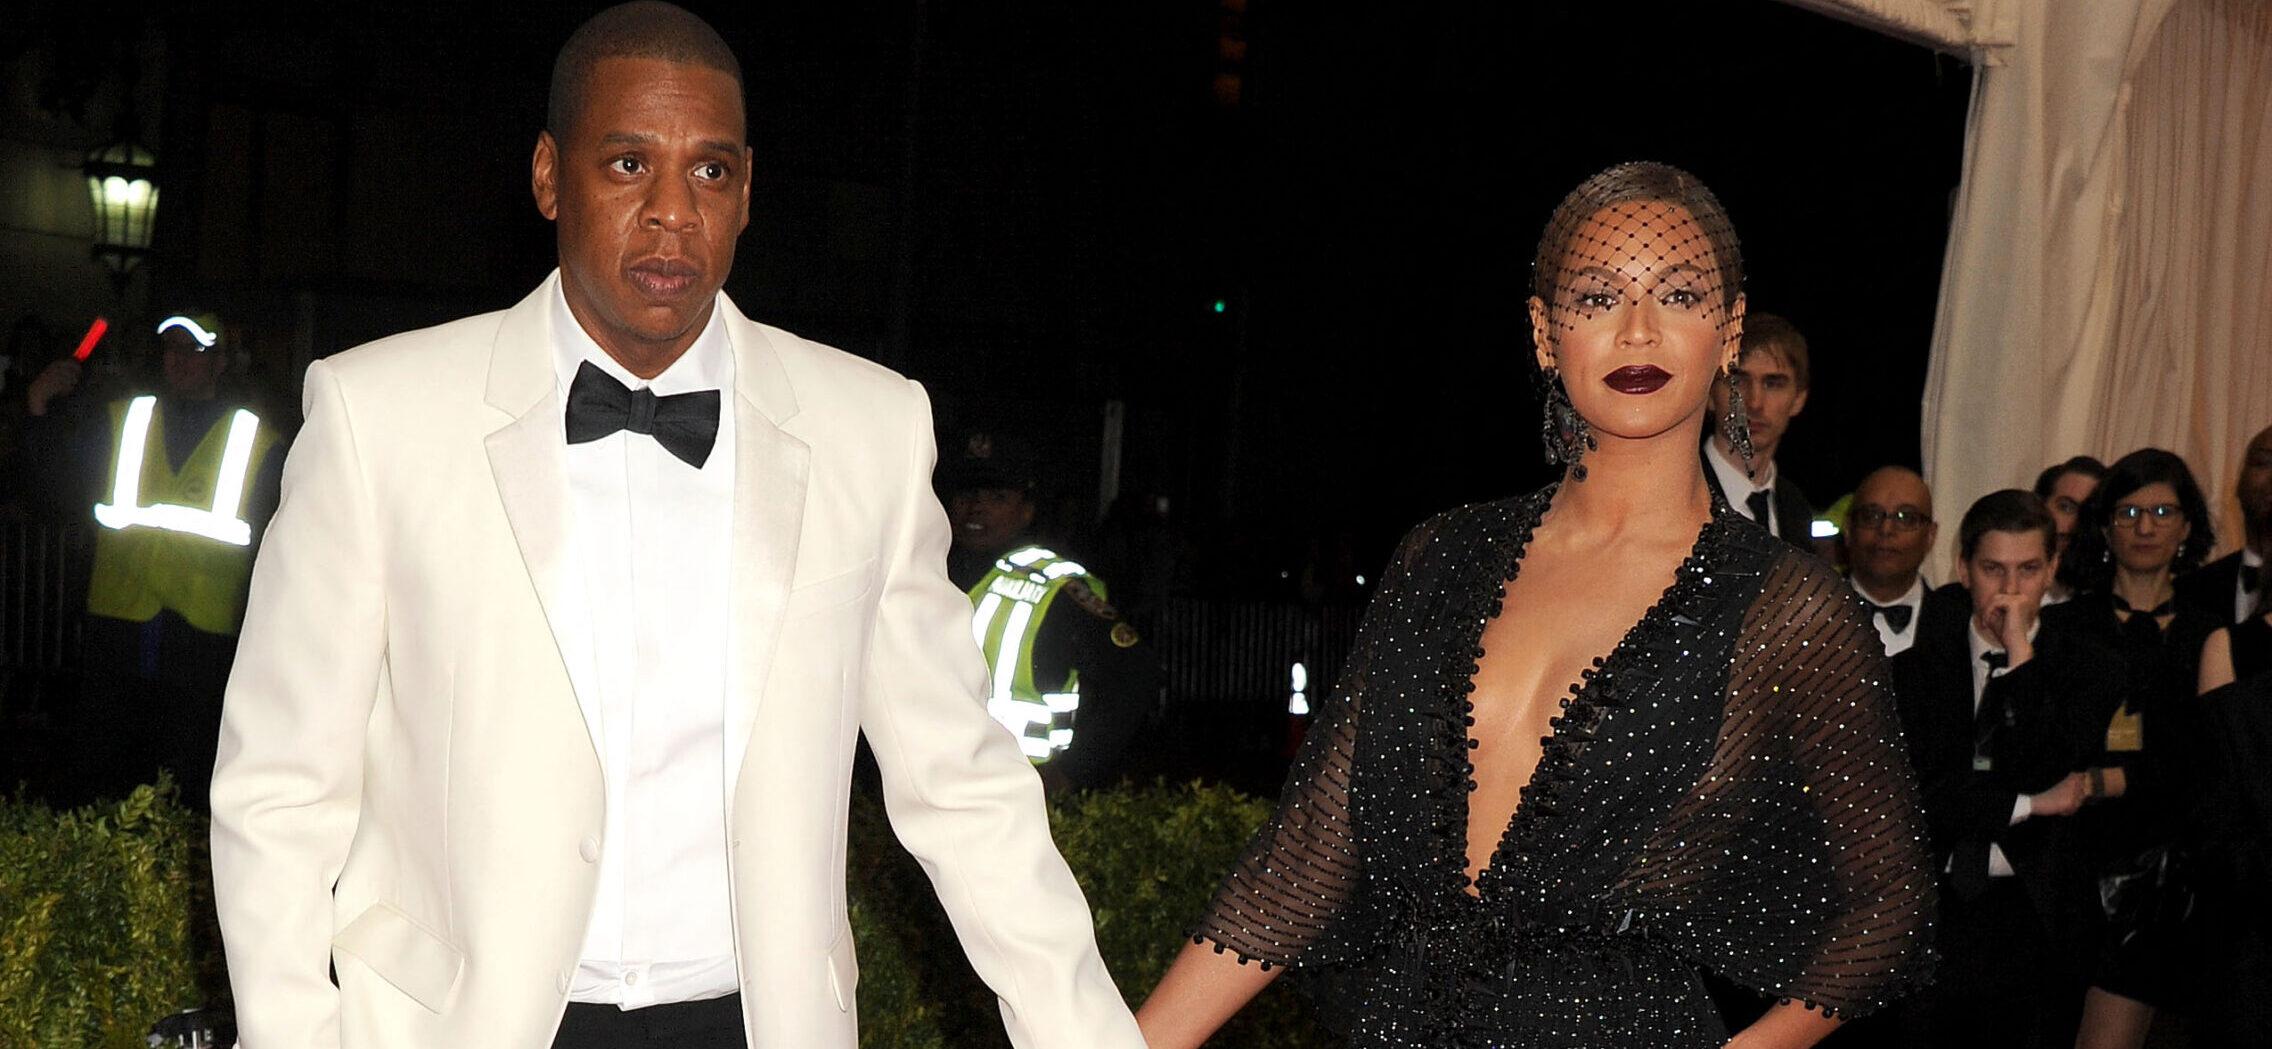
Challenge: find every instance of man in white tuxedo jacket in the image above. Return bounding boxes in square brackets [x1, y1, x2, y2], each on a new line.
[208, 5, 1147, 1048]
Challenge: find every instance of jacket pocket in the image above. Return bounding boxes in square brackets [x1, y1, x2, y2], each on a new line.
[333, 901, 466, 1014]
[785, 558, 877, 619]
[826, 935, 860, 1013]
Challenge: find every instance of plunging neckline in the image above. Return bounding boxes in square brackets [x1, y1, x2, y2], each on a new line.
[1454, 487, 1725, 901]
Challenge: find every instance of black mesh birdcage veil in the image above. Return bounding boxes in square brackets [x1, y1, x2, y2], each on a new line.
[1529, 161, 1744, 334]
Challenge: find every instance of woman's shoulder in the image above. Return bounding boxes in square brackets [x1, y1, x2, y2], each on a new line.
[1392, 488, 1554, 561]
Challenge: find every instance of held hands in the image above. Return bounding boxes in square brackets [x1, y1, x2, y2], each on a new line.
[2028, 771, 2091, 818]
[1981, 593, 2038, 667]
[26, 358, 82, 416]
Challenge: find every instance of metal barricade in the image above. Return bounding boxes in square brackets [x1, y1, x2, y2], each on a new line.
[0, 520, 88, 673]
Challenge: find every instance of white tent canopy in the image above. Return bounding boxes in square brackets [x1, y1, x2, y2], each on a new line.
[1787, 0, 2272, 578]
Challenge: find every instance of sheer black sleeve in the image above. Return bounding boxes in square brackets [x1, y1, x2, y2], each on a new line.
[1633, 551, 1937, 1017]
[1189, 519, 1435, 969]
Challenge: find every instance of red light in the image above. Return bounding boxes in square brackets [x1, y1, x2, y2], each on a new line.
[72, 317, 110, 362]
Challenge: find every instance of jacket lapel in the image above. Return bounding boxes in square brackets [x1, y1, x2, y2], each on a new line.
[481, 274, 606, 764]
[720, 305, 810, 807]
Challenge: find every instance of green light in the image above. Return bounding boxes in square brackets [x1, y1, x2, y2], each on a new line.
[1212, 299, 1227, 314]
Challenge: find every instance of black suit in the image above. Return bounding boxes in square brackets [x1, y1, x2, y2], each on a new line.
[2176, 550, 2260, 628]
[1890, 593, 2124, 1049]
[1698, 445, 1817, 551]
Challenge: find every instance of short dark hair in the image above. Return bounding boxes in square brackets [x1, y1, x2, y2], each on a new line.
[1736, 313, 1809, 390]
[549, 3, 744, 140]
[2032, 455, 2108, 499]
[2058, 447, 2217, 592]
[1958, 489, 2057, 563]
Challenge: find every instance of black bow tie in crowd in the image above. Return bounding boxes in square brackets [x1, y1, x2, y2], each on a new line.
[564, 361, 721, 469]
[1870, 602, 1914, 633]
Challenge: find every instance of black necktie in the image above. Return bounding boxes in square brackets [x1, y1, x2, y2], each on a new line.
[1745, 489, 1773, 529]
[1974, 649, 2011, 767]
[564, 360, 721, 469]
[2241, 562, 2261, 593]
[1870, 602, 1914, 633]
[1980, 649, 2008, 672]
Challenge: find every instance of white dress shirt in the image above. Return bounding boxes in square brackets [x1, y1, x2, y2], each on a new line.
[1704, 438, 1778, 534]
[1853, 576, 1927, 656]
[551, 287, 740, 1008]
[1967, 618, 2042, 880]
[2237, 548, 2265, 622]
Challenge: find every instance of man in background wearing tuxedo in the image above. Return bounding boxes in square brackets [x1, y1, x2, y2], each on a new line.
[1704, 312, 1816, 549]
[1892, 490, 2125, 1049]
[1844, 465, 1936, 656]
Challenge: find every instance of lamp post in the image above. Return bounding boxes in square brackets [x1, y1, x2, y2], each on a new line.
[83, 136, 159, 293]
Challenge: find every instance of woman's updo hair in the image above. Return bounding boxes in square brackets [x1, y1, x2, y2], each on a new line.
[1530, 162, 1744, 318]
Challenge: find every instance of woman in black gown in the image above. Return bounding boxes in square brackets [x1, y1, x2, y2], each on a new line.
[1135, 163, 1936, 1049]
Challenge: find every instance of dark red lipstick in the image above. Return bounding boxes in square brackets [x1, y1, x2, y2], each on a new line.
[1603, 365, 1671, 394]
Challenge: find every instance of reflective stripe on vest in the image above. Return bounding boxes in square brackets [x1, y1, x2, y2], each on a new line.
[93, 395, 262, 546]
[967, 546, 1105, 763]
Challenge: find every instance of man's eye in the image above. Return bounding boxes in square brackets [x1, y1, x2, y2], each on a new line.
[612, 156, 644, 175]
[697, 162, 728, 180]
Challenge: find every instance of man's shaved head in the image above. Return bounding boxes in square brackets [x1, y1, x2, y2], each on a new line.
[549, 2, 744, 141]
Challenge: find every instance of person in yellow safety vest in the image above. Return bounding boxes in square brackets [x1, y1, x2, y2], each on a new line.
[18, 311, 287, 806]
[943, 430, 1158, 795]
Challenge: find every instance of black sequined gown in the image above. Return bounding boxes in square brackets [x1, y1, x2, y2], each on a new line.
[1193, 490, 1937, 1048]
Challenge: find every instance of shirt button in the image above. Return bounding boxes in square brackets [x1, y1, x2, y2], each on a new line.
[578, 836, 600, 863]
[624, 970, 641, 987]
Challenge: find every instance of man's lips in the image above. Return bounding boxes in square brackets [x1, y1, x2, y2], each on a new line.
[1602, 365, 1671, 394]
[627, 258, 701, 300]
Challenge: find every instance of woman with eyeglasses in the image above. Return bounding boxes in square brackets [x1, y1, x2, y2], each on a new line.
[2046, 448, 2220, 1049]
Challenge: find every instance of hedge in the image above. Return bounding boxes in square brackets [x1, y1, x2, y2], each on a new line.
[1, 779, 1335, 1048]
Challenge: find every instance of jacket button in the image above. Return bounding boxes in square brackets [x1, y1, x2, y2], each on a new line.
[579, 836, 600, 863]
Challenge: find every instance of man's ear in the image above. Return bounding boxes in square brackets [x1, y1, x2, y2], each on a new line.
[533, 130, 561, 221]
[1789, 386, 1810, 418]
[1528, 295, 1554, 372]
[736, 146, 753, 235]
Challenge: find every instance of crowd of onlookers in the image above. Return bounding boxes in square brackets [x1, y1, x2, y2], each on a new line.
[1712, 315, 2271, 1049]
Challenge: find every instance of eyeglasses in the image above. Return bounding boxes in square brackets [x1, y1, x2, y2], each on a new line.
[1849, 507, 1932, 532]
[2110, 503, 2184, 528]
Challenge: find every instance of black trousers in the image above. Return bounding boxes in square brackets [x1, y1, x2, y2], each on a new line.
[551, 994, 745, 1049]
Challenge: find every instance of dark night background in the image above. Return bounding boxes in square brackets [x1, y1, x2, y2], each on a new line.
[4, 0, 1971, 593]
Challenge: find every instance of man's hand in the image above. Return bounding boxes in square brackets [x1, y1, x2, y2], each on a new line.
[1983, 592, 2038, 667]
[2028, 771, 2090, 818]
[26, 358, 82, 416]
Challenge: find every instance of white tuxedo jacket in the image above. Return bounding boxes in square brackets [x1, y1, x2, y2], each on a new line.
[210, 274, 1145, 1049]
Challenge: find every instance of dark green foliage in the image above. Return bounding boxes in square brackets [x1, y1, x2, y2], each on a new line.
[1, 779, 1332, 1048]
[846, 780, 1336, 1048]
[0, 778, 222, 1049]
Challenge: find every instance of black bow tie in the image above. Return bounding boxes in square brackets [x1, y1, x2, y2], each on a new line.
[564, 361, 720, 468]
[1869, 602, 1914, 633]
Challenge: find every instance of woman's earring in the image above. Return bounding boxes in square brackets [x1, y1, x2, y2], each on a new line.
[1538, 367, 1597, 482]
[1721, 371, 1755, 470]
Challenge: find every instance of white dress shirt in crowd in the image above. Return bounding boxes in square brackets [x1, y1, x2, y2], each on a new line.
[1852, 575, 1926, 656]
[2237, 548, 2265, 622]
[1704, 438, 1778, 534]
[1967, 618, 2042, 880]
[551, 286, 740, 1008]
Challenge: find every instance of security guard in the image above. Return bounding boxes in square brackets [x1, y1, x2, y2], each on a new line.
[943, 431, 1157, 794]
[21, 311, 285, 803]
